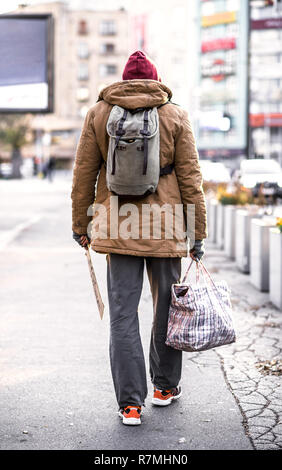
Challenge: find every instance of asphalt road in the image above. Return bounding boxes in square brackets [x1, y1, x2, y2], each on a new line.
[0, 175, 253, 450]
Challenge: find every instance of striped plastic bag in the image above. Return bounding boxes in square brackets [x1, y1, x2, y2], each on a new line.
[165, 260, 236, 352]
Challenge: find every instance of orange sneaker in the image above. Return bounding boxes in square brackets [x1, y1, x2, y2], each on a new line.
[118, 406, 142, 425]
[152, 386, 182, 406]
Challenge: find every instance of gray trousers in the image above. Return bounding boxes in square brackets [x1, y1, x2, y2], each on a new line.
[107, 254, 182, 408]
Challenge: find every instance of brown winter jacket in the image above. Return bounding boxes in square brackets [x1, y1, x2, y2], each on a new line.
[71, 80, 207, 257]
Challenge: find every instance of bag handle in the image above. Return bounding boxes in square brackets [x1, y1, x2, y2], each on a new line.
[198, 261, 219, 291]
[182, 260, 230, 321]
[182, 259, 200, 284]
[198, 261, 231, 321]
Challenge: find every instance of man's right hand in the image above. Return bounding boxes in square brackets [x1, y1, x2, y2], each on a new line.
[73, 232, 90, 249]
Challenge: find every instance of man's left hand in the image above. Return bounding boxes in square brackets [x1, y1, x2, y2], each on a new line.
[189, 240, 205, 262]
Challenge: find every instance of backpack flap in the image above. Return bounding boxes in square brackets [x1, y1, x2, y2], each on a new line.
[106, 105, 160, 196]
[107, 106, 159, 140]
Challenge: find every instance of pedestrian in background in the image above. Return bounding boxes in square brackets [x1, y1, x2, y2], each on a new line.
[43, 156, 56, 182]
[72, 51, 207, 425]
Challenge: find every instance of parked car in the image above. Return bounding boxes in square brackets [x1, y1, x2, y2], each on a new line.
[0, 162, 12, 178]
[199, 161, 231, 183]
[0, 158, 34, 178]
[239, 159, 282, 198]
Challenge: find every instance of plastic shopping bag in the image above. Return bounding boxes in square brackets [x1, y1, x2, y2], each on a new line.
[165, 260, 236, 352]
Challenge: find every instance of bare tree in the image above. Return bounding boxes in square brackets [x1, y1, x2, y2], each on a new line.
[0, 114, 30, 178]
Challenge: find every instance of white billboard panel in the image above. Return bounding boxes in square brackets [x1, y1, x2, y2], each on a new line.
[0, 14, 54, 113]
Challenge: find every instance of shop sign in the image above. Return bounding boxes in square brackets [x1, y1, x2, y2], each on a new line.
[199, 111, 232, 132]
[201, 58, 235, 81]
[202, 11, 236, 27]
[251, 18, 282, 30]
[250, 113, 282, 127]
[201, 37, 236, 53]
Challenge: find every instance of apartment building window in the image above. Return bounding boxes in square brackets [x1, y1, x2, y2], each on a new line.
[79, 105, 88, 118]
[226, 0, 240, 11]
[99, 64, 118, 77]
[201, 1, 215, 16]
[77, 87, 89, 102]
[77, 42, 89, 59]
[77, 63, 89, 81]
[225, 49, 237, 63]
[226, 22, 239, 37]
[100, 43, 115, 55]
[78, 20, 88, 35]
[99, 20, 116, 36]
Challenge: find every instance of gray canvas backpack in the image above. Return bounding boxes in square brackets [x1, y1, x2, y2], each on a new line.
[106, 104, 173, 197]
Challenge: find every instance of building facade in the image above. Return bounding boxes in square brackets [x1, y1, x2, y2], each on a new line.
[129, 0, 198, 113]
[249, 0, 282, 165]
[12, 1, 129, 163]
[195, 0, 249, 167]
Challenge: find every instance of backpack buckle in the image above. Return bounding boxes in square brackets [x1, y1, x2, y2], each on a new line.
[140, 130, 151, 136]
[116, 130, 126, 136]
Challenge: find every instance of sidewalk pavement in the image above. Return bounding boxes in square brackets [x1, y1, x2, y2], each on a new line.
[0, 177, 281, 450]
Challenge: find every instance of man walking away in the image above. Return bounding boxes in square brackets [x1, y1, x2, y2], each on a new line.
[72, 51, 207, 425]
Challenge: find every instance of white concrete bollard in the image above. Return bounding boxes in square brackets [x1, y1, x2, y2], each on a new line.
[235, 208, 261, 274]
[224, 205, 237, 259]
[269, 228, 282, 311]
[216, 203, 225, 250]
[205, 196, 211, 237]
[209, 199, 218, 243]
[250, 219, 276, 292]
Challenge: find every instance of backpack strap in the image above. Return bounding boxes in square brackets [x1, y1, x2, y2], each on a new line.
[111, 109, 128, 175]
[157, 100, 171, 109]
[140, 109, 150, 175]
[127, 101, 171, 175]
[160, 163, 174, 176]
[128, 107, 151, 115]
[157, 101, 174, 177]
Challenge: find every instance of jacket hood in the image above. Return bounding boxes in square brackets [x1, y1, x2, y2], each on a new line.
[98, 80, 172, 109]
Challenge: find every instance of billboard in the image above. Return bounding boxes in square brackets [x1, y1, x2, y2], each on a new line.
[0, 14, 54, 113]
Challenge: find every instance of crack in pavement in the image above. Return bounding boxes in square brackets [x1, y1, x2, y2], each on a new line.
[203, 243, 282, 450]
[216, 352, 256, 450]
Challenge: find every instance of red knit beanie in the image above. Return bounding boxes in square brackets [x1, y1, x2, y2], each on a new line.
[122, 51, 161, 81]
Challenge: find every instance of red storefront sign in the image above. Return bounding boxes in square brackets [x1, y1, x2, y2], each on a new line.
[202, 58, 235, 81]
[250, 113, 282, 127]
[251, 18, 282, 30]
[201, 37, 236, 53]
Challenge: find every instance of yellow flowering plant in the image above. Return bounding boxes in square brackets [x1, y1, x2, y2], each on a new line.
[216, 184, 253, 206]
[276, 218, 282, 233]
